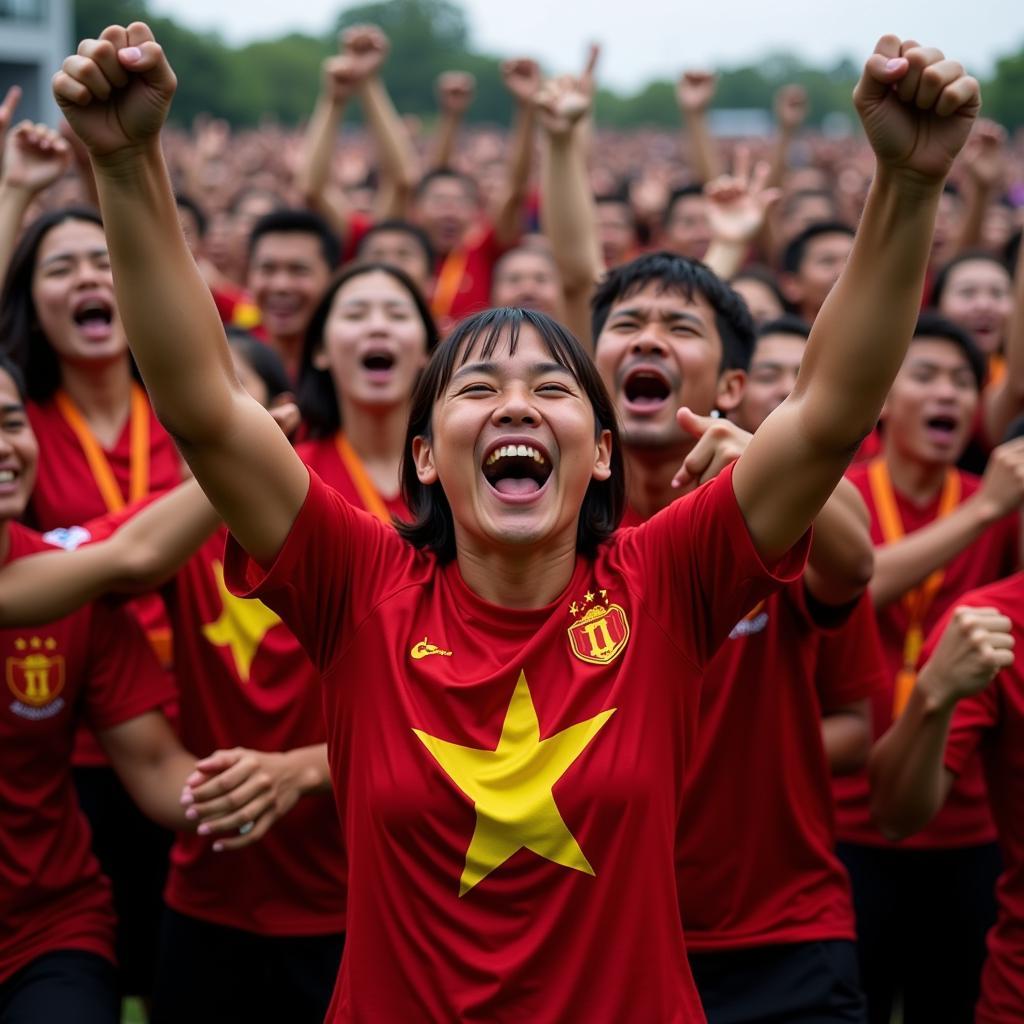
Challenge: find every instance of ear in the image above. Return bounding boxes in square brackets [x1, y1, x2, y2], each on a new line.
[312, 347, 330, 372]
[714, 369, 746, 414]
[591, 428, 613, 482]
[411, 434, 438, 485]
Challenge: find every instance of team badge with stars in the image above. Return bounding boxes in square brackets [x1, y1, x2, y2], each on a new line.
[7, 636, 65, 707]
[413, 670, 616, 896]
[566, 587, 630, 666]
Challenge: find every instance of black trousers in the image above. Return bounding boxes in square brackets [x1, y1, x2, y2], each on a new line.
[689, 940, 866, 1024]
[837, 841, 1001, 1024]
[151, 908, 345, 1024]
[0, 950, 118, 1024]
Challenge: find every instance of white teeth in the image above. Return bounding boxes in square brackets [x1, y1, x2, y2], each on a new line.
[484, 445, 547, 467]
[0, 470, 14, 482]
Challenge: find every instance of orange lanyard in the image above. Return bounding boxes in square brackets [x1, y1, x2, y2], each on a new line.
[867, 458, 961, 715]
[335, 433, 392, 525]
[53, 383, 150, 513]
[430, 246, 469, 324]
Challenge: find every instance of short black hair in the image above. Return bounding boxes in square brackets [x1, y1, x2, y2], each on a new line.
[930, 249, 1011, 308]
[175, 192, 208, 238]
[356, 219, 435, 270]
[663, 184, 705, 226]
[757, 313, 812, 341]
[781, 188, 838, 220]
[248, 209, 341, 269]
[731, 264, 787, 312]
[297, 262, 439, 439]
[591, 251, 755, 372]
[0, 353, 28, 403]
[397, 307, 624, 562]
[414, 168, 478, 204]
[912, 309, 986, 391]
[781, 221, 855, 275]
[0, 206, 109, 402]
[226, 328, 291, 403]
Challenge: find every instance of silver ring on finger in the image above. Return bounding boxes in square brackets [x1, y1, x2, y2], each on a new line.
[238, 821, 255, 836]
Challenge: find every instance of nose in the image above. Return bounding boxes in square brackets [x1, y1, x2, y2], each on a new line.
[629, 328, 669, 358]
[491, 383, 539, 427]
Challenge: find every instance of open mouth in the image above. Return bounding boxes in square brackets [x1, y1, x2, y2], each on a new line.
[482, 442, 553, 497]
[72, 298, 113, 339]
[924, 414, 959, 440]
[361, 351, 396, 374]
[622, 367, 671, 410]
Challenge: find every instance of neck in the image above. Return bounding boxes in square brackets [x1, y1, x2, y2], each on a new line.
[59, 358, 133, 446]
[339, 397, 410, 499]
[624, 442, 689, 520]
[455, 533, 578, 609]
[882, 436, 950, 506]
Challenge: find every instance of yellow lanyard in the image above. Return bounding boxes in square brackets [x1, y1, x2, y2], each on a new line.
[430, 246, 469, 324]
[867, 458, 961, 715]
[335, 433, 392, 525]
[53, 383, 150, 513]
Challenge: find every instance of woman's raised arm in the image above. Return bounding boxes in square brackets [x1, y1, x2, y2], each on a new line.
[53, 23, 309, 564]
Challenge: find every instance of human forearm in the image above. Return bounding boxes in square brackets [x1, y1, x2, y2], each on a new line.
[805, 479, 874, 605]
[822, 701, 872, 774]
[983, 240, 1024, 442]
[298, 93, 346, 208]
[682, 108, 720, 184]
[432, 109, 461, 170]
[360, 77, 416, 210]
[541, 131, 600, 294]
[869, 495, 997, 608]
[868, 671, 956, 839]
[0, 182, 32, 283]
[494, 103, 535, 246]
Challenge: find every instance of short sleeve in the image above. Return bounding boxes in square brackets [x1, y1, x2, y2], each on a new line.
[223, 468, 418, 672]
[614, 462, 811, 665]
[83, 602, 176, 731]
[814, 591, 888, 711]
[944, 686, 1000, 777]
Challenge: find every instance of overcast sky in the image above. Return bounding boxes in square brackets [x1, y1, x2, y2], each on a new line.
[148, 0, 1024, 91]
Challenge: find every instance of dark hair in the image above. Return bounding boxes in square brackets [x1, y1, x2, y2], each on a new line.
[414, 168, 478, 204]
[0, 353, 28, 403]
[912, 309, 986, 391]
[1003, 411, 1024, 444]
[226, 328, 291, 403]
[781, 188, 839, 220]
[356, 219, 435, 270]
[397, 307, 624, 562]
[663, 184, 705, 226]
[730, 264, 787, 312]
[0, 206, 107, 402]
[757, 313, 811, 341]
[248, 209, 341, 269]
[1007, 230, 1021, 277]
[591, 251, 755, 372]
[297, 262, 439, 439]
[175, 192, 207, 238]
[781, 221, 855, 275]
[930, 249, 1011, 308]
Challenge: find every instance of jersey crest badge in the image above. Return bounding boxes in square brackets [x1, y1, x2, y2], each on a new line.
[7, 637, 66, 718]
[567, 589, 630, 665]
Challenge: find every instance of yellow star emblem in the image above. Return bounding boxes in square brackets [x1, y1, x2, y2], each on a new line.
[413, 671, 615, 896]
[584, 591, 595, 604]
[201, 560, 281, 682]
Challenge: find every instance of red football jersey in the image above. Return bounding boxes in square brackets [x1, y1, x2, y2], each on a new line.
[678, 583, 885, 951]
[934, 574, 1024, 1024]
[834, 464, 1018, 848]
[0, 523, 174, 982]
[27, 390, 182, 764]
[225, 463, 809, 1022]
[431, 221, 512, 334]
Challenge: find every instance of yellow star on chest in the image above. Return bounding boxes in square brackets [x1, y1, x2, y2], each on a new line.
[413, 670, 616, 896]
[201, 560, 281, 682]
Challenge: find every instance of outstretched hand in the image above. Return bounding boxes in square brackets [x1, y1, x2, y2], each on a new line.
[1, 121, 71, 194]
[52, 22, 176, 160]
[704, 145, 781, 245]
[853, 35, 980, 185]
[535, 74, 591, 138]
[671, 408, 752, 492]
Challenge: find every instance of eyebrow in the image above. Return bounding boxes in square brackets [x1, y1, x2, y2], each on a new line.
[450, 360, 574, 383]
[39, 248, 109, 268]
[0, 403, 24, 414]
[609, 306, 705, 326]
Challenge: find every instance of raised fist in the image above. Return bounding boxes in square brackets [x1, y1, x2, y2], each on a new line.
[774, 84, 808, 133]
[339, 25, 389, 81]
[1, 120, 71, 194]
[853, 35, 980, 185]
[436, 71, 475, 115]
[921, 606, 1014, 707]
[961, 118, 1007, 191]
[501, 58, 542, 106]
[52, 22, 176, 160]
[676, 70, 717, 114]
[322, 55, 363, 103]
[535, 75, 591, 138]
